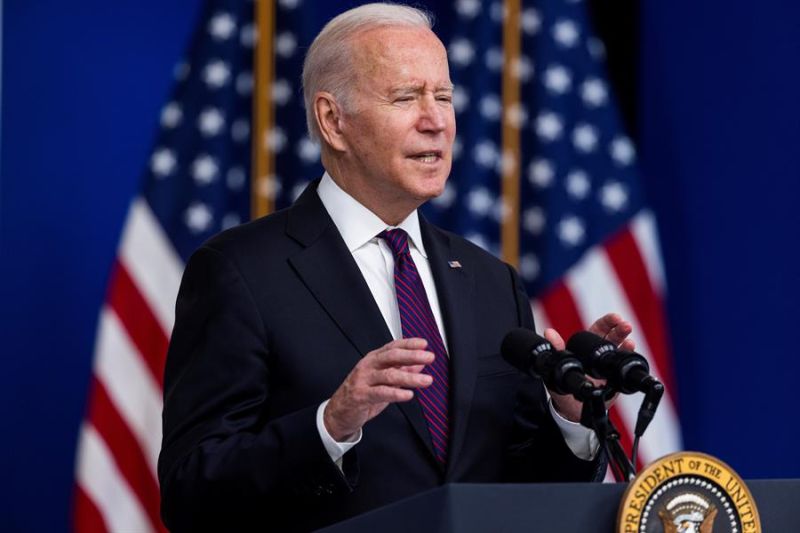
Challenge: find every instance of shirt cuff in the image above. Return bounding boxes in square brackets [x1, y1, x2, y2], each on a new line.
[548, 397, 600, 461]
[316, 399, 362, 467]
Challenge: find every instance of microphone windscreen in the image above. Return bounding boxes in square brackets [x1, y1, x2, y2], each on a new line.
[566, 330, 612, 359]
[500, 328, 549, 371]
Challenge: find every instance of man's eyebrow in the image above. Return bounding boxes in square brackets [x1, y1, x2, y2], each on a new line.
[389, 83, 454, 94]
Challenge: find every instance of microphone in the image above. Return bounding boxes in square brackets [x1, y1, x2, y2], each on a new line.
[501, 328, 597, 401]
[566, 330, 664, 439]
[566, 331, 661, 395]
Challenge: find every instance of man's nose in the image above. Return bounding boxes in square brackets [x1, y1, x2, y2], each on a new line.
[417, 96, 448, 133]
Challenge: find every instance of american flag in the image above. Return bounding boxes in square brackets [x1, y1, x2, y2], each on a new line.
[72, 1, 254, 530]
[73, 0, 681, 529]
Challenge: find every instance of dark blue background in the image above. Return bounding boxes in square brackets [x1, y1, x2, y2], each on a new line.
[2, 0, 799, 530]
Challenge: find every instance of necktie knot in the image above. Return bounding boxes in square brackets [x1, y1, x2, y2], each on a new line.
[378, 229, 410, 258]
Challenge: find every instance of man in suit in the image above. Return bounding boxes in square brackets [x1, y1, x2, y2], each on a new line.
[158, 3, 635, 531]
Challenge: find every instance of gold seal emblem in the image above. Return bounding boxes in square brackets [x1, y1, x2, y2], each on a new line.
[617, 451, 760, 533]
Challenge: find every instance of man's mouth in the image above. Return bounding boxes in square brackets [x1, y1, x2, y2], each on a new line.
[409, 151, 443, 163]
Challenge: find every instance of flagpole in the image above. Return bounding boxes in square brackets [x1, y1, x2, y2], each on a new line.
[252, 0, 276, 219]
[501, 0, 522, 267]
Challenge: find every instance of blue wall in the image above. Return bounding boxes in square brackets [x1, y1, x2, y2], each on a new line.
[1, 0, 799, 530]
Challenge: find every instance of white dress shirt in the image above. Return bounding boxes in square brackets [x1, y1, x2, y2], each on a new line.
[312, 173, 598, 464]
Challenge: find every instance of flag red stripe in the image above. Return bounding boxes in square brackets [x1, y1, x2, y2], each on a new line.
[108, 260, 168, 388]
[604, 228, 677, 398]
[73, 484, 109, 533]
[88, 377, 166, 533]
[538, 280, 585, 338]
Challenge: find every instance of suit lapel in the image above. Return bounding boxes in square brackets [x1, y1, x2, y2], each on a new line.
[286, 182, 437, 461]
[420, 219, 478, 477]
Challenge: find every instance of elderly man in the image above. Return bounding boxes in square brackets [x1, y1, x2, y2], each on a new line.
[158, 3, 634, 531]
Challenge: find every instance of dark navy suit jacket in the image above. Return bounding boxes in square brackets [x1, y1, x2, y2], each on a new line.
[158, 181, 603, 532]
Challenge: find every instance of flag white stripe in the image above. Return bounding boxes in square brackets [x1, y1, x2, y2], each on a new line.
[531, 299, 551, 333]
[94, 307, 163, 476]
[564, 245, 682, 463]
[631, 210, 667, 296]
[119, 198, 183, 335]
[76, 424, 155, 533]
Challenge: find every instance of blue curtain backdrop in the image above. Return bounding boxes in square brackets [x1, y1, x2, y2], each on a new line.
[2, 0, 799, 531]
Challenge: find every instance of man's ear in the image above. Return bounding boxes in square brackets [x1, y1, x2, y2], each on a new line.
[314, 92, 347, 152]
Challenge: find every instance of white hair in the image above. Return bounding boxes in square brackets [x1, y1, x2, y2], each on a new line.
[301, 3, 434, 142]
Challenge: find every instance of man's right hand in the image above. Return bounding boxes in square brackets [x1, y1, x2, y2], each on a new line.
[323, 338, 434, 442]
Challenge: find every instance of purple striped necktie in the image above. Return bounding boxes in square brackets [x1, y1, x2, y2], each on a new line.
[379, 228, 450, 464]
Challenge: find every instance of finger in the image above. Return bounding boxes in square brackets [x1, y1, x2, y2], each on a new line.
[377, 337, 428, 353]
[370, 367, 433, 388]
[588, 313, 624, 336]
[543, 328, 566, 351]
[366, 385, 415, 403]
[371, 348, 434, 369]
[619, 338, 636, 351]
[398, 364, 426, 374]
[604, 322, 633, 346]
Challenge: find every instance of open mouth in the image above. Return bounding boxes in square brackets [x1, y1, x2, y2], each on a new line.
[408, 151, 443, 163]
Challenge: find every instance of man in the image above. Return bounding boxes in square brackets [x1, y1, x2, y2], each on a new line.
[158, 3, 635, 531]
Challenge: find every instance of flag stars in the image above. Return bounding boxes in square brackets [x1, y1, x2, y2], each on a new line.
[160, 102, 182, 128]
[519, 254, 541, 281]
[521, 8, 541, 35]
[236, 71, 254, 96]
[197, 108, 226, 137]
[528, 158, 555, 188]
[490, 2, 506, 22]
[222, 213, 241, 230]
[543, 65, 572, 95]
[535, 111, 564, 141]
[240, 23, 257, 48]
[185, 202, 214, 233]
[272, 79, 292, 106]
[297, 136, 321, 163]
[581, 78, 608, 107]
[473, 139, 500, 168]
[278, 0, 301, 9]
[191, 154, 219, 185]
[480, 94, 502, 121]
[523, 206, 546, 235]
[150, 148, 177, 177]
[557, 216, 586, 247]
[572, 123, 599, 152]
[448, 38, 475, 67]
[455, 0, 481, 18]
[485, 47, 504, 72]
[275, 32, 297, 58]
[552, 19, 580, 48]
[566, 170, 591, 199]
[231, 118, 250, 143]
[226, 167, 246, 191]
[600, 181, 629, 212]
[431, 183, 456, 208]
[208, 12, 236, 41]
[265, 127, 288, 153]
[203, 60, 231, 89]
[588, 37, 606, 60]
[610, 136, 636, 165]
[467, 187, 495, 217]
[452, 85, 469, 114]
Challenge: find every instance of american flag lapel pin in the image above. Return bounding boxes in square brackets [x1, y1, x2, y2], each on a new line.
[448, 260, 462, 269]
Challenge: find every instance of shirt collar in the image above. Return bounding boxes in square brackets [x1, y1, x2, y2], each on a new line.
[316, 172, 428, 258]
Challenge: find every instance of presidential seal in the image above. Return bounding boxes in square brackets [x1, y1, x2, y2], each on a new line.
[617, 451, 760, 533]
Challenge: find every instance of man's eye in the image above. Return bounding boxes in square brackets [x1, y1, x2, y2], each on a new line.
[395, 96, 414, 103]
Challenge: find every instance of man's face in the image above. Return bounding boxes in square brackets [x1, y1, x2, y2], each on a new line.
[336, 26, 456, 214]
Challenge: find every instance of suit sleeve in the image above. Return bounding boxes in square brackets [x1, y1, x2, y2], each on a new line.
[158, 246, 356, 531]
[503, 264, 607, 483]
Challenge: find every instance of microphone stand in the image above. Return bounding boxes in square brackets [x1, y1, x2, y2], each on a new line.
[578, 387, 636, 482]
